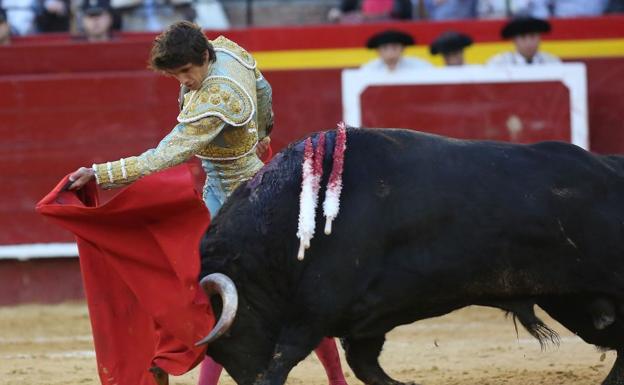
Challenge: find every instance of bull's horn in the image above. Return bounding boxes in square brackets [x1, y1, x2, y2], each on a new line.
[195, 273, 238, 346]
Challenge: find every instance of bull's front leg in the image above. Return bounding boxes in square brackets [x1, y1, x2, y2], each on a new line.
[254, 328, 323, 385]
[342, 335, 419, 385]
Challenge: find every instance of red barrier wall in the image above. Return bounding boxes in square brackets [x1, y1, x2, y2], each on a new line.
[1, 17, 624, 304]
[1, 72, 178, 244]
[0, 259, 83, 305]
[361, 82, 571, 142]
[2, 58, 624, 247]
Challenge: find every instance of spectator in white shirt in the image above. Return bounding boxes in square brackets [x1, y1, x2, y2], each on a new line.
[2, 0, 37, 35]
[112, 0, 195, 32]
[477, 0, 550, 19]
[361, 29, 432, 74]
[487, 16, 561, 66]
[479, 0, 609, 19]
[547, 0, 609, 17]
[423, 0, 478, 20]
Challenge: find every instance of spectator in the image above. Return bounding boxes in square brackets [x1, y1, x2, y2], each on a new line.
[34, 0, 71, 32]
[547, 0, 609, 17]
[80, 0, 114, 41]
[361, 29, 432, 73]
[423, 0, 478, 20]
[477, 0, 550, 19]
[114, 0, 196, 32]
[0, 7, 11, 45]
[606, 0, 624, 12]
[328, 0, 412, 23]
[2, 0, 37, 35]
[487, 16, 561, 65]
[430, 31, 474, 66]
[194, 0, 229, 30]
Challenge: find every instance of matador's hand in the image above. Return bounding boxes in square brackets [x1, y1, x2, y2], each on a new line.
[256, 137, 271, 159]
[68, 167, 95, 190]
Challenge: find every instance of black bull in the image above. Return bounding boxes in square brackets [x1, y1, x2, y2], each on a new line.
[197, 128, 624, 385]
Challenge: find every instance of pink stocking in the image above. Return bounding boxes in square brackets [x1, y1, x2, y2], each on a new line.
[314, 337, 349, 385]
[197, 356, 223, 385]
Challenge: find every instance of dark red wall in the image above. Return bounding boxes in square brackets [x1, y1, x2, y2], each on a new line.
[0, 259, 83, 305]
[2, 60, 624, 246]
[584, 58, 624, 154]
[361, 82, 571, 142]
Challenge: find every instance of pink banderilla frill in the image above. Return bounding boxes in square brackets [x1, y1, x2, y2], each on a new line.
[296, 133, 326, 260]
[296, 124, 347, 260]
[322, 123, 347, 235]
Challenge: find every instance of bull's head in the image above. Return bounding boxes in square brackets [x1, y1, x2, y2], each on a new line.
[194, 268, 280, 385]
[195, 273, 238, 346]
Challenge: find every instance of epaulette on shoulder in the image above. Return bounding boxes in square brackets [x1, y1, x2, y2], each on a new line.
[211, 36, 256, 70]
[177, 76, 255, 126]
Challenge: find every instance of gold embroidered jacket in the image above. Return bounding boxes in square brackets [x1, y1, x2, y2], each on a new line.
[93, 36, 272, 195]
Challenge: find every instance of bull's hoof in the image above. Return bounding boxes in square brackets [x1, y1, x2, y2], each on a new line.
[149, 366, 169, 385]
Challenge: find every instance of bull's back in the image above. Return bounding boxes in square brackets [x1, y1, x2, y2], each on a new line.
[330, 129, 624, 298]
[344, 128, 624, 229]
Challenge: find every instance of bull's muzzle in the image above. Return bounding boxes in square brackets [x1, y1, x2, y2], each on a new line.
[195, 273, 239, 346]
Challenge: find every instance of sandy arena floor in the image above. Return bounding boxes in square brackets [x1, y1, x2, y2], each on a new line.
[0, 303, 615, 385]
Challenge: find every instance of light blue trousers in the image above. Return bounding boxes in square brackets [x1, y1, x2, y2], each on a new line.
[201, 161, 227, 217]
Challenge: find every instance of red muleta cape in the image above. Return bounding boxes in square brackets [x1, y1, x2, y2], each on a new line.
[36, 165, 214, 385]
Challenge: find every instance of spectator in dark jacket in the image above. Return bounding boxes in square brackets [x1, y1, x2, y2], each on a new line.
[80, 0, 114, 41]
[34, 0, 71, 32]
[606, 0, 624, 12]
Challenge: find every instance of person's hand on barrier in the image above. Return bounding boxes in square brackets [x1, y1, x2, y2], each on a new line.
[68, 167, 95, 190]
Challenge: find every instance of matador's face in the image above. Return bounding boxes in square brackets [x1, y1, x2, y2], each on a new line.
[166, 57, 211, 91]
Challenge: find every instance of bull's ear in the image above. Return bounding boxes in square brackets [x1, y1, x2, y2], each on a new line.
[196, 273, 239, 346]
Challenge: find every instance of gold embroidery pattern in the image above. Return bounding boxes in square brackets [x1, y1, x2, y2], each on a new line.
[176, 43, 261, 161]
[205, 152, 264, 195]
[211, 36, 256, 69]
[229, 100, 241, 114]
[94, 38, 268, 192]
[94, 156, 142, 189]
[196, 123, 258, 160]
[135, 122, 224, 175]
[177, 76, 254, 126]
[184, 117, 223, 135]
